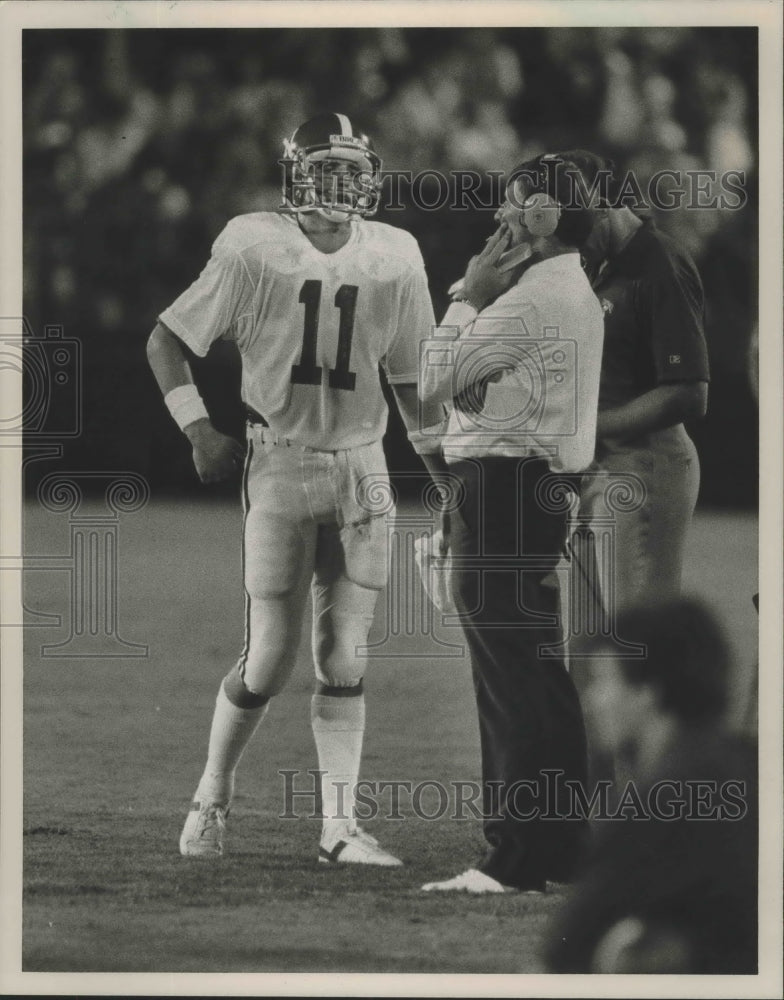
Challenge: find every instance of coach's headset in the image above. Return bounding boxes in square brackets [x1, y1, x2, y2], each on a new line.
[512, 151, 568, 238]
[520, 191, 562, 238]
[508, 152, 599, 251]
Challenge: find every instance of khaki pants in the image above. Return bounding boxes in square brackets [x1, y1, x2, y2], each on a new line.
[578, 423, 700, 613]
[573, 424, 700, 789]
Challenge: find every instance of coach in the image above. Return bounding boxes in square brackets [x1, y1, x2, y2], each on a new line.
[417, 155, 604, 894]
[558, 150, 709, 611]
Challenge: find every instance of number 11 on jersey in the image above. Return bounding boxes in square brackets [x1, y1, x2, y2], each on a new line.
[291, 279, 358, 391]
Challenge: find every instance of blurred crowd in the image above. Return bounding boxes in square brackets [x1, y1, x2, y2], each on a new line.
[23, 27, 758, 499]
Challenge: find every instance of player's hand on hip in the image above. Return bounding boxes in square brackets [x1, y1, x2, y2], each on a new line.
[184, 419, 245, 483]
[462, 224, 514, 311]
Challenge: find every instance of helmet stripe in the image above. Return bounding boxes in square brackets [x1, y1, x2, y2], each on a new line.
[335, 112, 352, 137]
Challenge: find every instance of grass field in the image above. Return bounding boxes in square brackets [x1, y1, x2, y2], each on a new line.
[21, 498, 758, 974]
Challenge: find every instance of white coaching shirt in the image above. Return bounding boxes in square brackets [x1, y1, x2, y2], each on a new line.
[421, 253, 604, 474]
[159, 212, 435, 450]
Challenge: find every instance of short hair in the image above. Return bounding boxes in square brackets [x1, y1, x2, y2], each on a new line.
[551, 149, 617, 207]
[580, 597, 731, 723]
[506, 153, 597, 248]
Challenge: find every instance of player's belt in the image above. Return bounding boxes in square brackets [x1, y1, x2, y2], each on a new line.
[245, 406, 270, 427]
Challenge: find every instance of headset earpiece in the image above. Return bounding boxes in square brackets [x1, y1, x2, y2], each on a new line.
[522, 192, 562, 238]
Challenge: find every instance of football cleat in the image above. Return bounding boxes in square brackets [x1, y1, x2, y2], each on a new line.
[421, 868, 545, 894]
[280, 112, 382, 221]
[179, 800, 228, 857]
[319, 824, 402, 867]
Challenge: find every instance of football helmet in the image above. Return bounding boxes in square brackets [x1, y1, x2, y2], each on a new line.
[280, 112, 382, 221]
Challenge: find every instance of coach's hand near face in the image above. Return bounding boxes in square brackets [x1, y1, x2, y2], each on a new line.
[461, 224, 514, 310]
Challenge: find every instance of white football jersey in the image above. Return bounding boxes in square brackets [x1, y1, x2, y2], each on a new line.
[160, 212, 435, 450]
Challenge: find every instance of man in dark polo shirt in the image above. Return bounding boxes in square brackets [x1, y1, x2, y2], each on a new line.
[557, 150, 709, 614]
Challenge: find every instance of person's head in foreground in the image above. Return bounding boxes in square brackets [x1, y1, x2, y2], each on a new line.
[580, 595, 731, 774]
[546, 596, 757, 976]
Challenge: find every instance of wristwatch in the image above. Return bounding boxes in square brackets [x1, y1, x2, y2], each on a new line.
[450, 290, 480, 309]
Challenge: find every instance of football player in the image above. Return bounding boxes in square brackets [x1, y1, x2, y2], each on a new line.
[147, 113, 438, 866]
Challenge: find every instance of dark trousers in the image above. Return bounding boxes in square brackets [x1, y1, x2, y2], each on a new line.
[448, 456, 588, 890]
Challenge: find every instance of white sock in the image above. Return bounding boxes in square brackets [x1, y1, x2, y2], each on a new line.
[195, 683, 269, 807]
[311, 692, 365, 844]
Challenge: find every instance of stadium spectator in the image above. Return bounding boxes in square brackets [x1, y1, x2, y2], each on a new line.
[22, 28, 757, 508]
[544, 597, 758, 974]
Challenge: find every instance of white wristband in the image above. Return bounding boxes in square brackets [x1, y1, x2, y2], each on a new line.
[164, 384, 209, 432]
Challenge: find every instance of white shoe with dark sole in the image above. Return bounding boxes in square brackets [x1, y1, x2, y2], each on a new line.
[319, 826, 402, 867]
[179, 800, 228, 857]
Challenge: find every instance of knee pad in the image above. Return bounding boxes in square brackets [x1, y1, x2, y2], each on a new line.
[239, 592, 307, 696]
[314, 652, 367, 690]
[223, 663, 271, 709]
[239, 642, 293, 698]
[312, 611, 370, 688]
